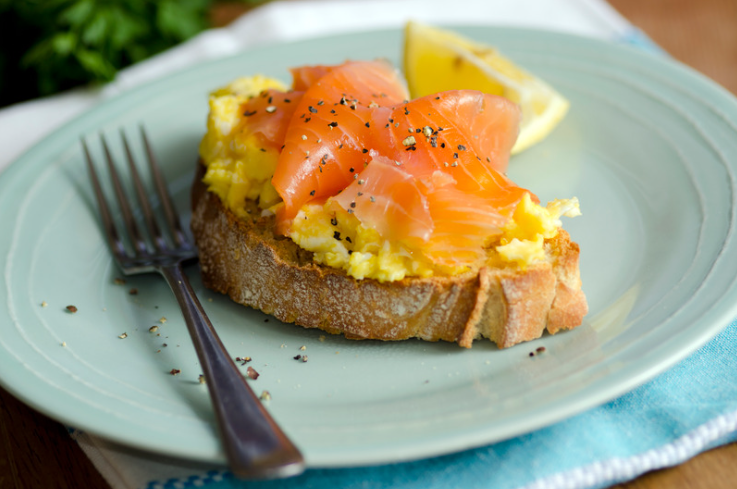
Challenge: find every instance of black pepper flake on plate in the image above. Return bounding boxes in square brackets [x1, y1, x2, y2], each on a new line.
[293, 354, 302, 360]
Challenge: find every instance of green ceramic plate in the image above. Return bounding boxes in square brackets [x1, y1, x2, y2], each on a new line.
[1, 27, 736, 467]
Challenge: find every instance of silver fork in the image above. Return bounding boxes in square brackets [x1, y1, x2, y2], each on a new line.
[82, 127, 305, 479]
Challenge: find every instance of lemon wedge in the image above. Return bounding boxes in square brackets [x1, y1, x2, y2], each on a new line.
[403, 21, 569, 154]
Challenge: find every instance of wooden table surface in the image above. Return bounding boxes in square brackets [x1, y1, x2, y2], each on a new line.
[2, 0, 737, 487]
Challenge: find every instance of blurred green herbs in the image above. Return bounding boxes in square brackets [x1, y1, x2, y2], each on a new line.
[0, 0, 260, 107]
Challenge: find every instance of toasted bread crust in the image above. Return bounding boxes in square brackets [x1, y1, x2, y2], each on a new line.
[190, 165, 587, 348]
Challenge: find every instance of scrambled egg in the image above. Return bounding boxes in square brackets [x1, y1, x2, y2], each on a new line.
[289, 205, 436, 282]
[200, 76, 581, 282]
[495, 193, 581, 267]
[287, 194, 580, 281]
[199, 76, 286, 219]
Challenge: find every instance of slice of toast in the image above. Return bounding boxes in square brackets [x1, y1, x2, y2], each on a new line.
[190, 164, 587, 348]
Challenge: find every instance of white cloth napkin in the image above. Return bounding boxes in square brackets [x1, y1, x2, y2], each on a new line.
[0, 1, 665, 488]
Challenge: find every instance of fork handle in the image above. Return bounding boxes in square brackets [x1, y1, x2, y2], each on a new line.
[160, 264, 305, 479]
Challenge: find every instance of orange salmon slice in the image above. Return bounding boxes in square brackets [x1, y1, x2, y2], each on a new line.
[272, 60, 410, 222]
[240, 60, 535, 262]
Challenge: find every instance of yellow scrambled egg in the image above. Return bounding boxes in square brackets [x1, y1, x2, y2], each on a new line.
[199, 76, 285, 219]
[200, 76, 580, 282]
[289, 205, 437, 282]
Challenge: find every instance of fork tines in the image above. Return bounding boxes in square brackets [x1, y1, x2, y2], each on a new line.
[82, 127, 191, 267]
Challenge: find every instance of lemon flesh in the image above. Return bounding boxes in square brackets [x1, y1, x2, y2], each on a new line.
[403, 21, 569, 154]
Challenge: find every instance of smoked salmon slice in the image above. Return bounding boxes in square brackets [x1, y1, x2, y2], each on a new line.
[330, 153, 433, 244]
[272, 60, 409, 223]
[239, 89, 304, 150]
[255, 60, 532, 262]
